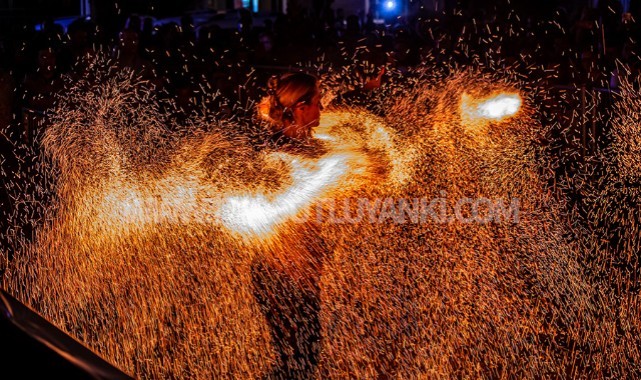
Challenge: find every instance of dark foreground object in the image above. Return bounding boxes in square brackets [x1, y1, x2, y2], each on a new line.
[0, 289, 132, 379]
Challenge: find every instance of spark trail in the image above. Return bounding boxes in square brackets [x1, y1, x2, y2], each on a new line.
[0, 64, 632, 379]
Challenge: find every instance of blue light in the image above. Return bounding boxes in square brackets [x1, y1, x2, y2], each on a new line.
[242, 0, 259, 13]
[385, 0, 396, 10]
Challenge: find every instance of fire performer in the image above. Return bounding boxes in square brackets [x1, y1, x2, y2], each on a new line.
[258, 72, 323, 145]
[250, 70, 386, 377]
[252, 71, 326, 378]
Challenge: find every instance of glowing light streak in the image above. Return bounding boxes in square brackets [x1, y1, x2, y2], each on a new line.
[314, 133, 335, 141]
[219, 153, 349, 237]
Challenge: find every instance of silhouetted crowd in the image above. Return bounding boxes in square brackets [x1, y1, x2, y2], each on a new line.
[0, 1, 639, 144]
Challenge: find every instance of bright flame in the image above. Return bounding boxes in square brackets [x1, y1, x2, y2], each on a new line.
[460, 92, 522, 132]
[476, 93, 521, 120]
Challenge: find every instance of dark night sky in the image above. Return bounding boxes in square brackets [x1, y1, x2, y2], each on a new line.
[0, 0, 204, 19]
[0, 0, 79, 15]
